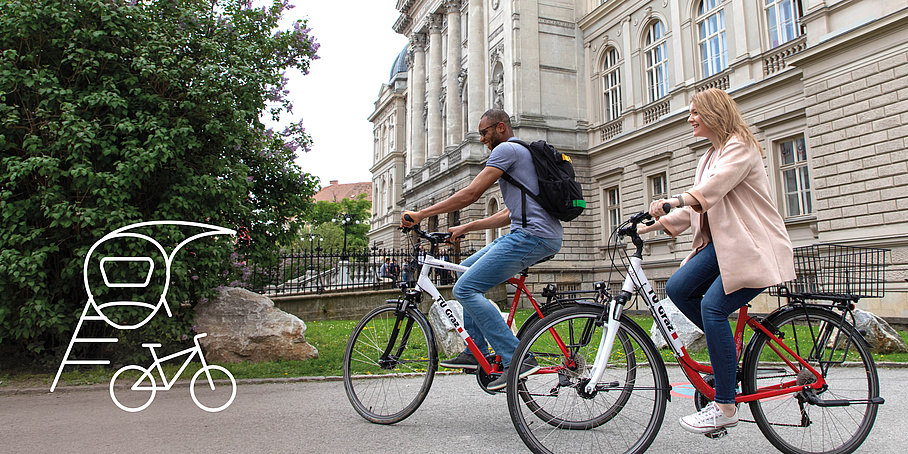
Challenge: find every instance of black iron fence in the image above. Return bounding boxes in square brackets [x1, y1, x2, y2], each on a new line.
[249, 247, 477, 297]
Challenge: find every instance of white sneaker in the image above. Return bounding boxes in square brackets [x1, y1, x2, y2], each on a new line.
[679, 402, 738, 434]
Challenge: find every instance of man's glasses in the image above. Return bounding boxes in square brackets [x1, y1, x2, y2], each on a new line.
[479, 122, 502, 137]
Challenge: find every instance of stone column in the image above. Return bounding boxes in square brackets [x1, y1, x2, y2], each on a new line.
[426, 14, 444, 159]
[444, 0, 463, 146]
[408, 33, 427, 169]
[467, 0, 485, 131]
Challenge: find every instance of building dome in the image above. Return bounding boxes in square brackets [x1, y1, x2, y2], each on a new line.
[389, 46, 408, 81]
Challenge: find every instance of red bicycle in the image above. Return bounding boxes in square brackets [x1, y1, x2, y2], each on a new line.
[342, 223, 574, 424]
[507, 210, 887, 454]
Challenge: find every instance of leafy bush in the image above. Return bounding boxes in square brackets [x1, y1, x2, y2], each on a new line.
[0, 0, 320, 362]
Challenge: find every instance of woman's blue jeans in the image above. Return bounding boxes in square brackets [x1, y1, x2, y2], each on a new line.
[665, 242, 766, 404]
[453, 229, 561, 368]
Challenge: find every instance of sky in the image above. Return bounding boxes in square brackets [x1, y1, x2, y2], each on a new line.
[279, 2, 408, 189]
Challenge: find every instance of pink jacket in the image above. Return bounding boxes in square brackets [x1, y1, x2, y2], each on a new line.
[659, 136, 796, 295]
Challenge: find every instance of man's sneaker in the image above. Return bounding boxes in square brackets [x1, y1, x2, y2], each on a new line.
[679, 402, 738, 434]
[438, 351, 480, 370]
[487, 356, 540, 391]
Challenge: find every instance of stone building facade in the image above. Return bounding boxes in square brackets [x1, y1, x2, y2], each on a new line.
[370, 0, 908, 317]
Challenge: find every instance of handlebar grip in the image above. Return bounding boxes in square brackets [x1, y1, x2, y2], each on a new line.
[404, 214, 414, 222]
[662, 202, 672, 214]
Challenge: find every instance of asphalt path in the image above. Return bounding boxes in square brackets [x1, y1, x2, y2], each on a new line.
[1, 367, 904, 453]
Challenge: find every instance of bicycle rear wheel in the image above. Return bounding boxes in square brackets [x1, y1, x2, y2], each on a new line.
[744, 306, 881, 454]
[507, 305, 669, 454]
[343, 303, 437, 424]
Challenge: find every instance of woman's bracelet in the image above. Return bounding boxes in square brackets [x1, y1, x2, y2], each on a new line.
[672, 193, 686, 208]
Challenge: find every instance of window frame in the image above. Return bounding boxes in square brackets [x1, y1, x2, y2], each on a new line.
[764, 0, 802, 49]
[777, 135, 813, 219]
[644, 20, 669, 103]
[604, 185, 621, 239]
[696, 0, 728, 78]
[601, 47, 622, 123]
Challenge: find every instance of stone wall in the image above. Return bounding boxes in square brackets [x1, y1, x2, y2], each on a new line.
[791, 10, 908, 317]
[272, 283, 508, 322]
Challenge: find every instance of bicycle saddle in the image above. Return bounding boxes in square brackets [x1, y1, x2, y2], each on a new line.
[521, 254, 555, 275]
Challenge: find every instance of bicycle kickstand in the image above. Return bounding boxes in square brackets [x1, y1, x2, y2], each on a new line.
[704, 428, 728, 440]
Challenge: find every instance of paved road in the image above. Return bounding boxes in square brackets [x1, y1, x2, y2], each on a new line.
[1, 367, 903, 453]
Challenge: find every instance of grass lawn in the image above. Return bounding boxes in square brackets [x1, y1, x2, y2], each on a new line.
[3, 309, 907, 389]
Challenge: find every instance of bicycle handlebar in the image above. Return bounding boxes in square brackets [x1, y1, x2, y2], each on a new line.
[401, 214, 465, 244]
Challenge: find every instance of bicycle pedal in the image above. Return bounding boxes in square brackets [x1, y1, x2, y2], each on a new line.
[705, 428, 728, 439]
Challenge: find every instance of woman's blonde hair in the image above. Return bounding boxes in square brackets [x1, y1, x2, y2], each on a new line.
[691, 88, 763, 155]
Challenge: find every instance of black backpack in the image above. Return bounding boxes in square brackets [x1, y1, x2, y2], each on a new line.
[501, 139, 585, 226]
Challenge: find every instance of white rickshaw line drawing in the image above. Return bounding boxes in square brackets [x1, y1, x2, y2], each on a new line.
[50, 221, 236, 398]
[109, 332, 237, 413]
[99, 257, 155, 288]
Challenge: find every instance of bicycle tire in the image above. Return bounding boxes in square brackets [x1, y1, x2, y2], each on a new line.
[190, 365, 237, 412]
[507, 305, 669, 454]
[343, 303, 437, 424]
[743, 306, 880, 454]
[516, 317, 637, 428]
[109, 365, 156, 412]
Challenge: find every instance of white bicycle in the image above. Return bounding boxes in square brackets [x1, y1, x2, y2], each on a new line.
[109, 333, 237, 412]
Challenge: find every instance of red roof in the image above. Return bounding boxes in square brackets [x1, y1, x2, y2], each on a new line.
[313, 180, 372, 203]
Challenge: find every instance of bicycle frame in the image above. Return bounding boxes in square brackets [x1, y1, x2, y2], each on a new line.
[414, 252, 547, 373]
[133, 334, 212, 391]
[585, 218, 828, 403]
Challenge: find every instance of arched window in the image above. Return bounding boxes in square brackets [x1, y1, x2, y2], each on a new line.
[765, 0, 802, 48]
[601, 47, 621, 122]
[644, 21, 669, 102]
[697, 0, 727, 78]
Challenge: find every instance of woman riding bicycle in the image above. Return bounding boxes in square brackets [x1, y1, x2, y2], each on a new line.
[637, 88, 796, 434]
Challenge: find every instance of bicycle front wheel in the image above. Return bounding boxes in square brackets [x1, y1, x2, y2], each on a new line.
[343, 303, 437, 424]
[744, 306, 880, 454]
[507, 305, 669, 454]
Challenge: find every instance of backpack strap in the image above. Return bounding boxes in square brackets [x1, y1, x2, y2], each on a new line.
[499, 172, 528, 228]
[500, 139, 537, 229]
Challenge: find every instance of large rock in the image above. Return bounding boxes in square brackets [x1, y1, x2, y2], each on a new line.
[852, 308, 908, 354]
[649, 298, 707, 352]
[194, 287, 319, 363]
[428, 299, 515, 358]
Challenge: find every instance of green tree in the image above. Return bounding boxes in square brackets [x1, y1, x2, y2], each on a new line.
[288, 194, 372, 252]
[0, 0, 320, 361]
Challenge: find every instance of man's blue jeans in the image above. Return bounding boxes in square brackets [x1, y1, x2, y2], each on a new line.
[453, 229, 561, 368]
[665, 242, 765, 404]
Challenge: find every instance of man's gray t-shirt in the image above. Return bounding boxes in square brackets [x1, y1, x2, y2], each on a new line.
[486, 138, 563, 239]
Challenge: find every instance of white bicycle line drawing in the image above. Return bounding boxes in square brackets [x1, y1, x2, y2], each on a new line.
[50, 221, 238, 413]
[110, 332, 237, 413]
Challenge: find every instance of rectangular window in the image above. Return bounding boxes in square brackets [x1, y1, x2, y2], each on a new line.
[650, 173, 668, 236]
[605, 186, 621, 237]
[645, 21, 669, 102]
[602, 48, 622, 122]
[766, 0, 801, 48]
[778, 136, 812, 217]
[698, 1, 727, 78]
[650, 173, 667, 201]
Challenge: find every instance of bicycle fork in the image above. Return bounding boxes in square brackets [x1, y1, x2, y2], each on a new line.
[379, 295, 420, 369]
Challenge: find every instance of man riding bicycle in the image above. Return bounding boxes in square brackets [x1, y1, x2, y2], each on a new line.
[400, 109, 562, 390]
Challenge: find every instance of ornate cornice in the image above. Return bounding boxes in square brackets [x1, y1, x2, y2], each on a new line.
[393, 14, 412, 34]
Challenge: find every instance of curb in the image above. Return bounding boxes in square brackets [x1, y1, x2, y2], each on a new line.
[2, 364, 904, 397]
[0, 375, 346, 397]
